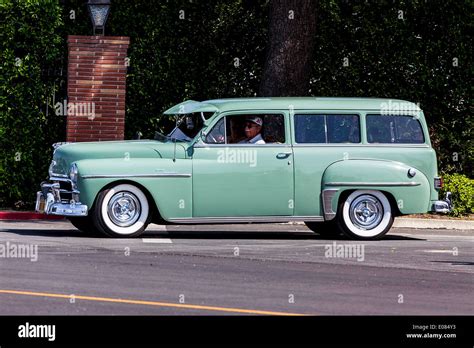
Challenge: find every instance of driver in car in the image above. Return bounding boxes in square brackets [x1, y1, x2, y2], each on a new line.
[238, 116, 266, 144]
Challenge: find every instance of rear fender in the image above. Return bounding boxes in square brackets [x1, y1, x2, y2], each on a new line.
[321, 159, 430, 220]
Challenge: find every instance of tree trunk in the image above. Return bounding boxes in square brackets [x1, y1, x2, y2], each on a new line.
[259, 0, 317, 97]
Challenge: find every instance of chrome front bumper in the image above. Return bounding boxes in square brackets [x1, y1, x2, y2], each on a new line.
[35, 177, 88, 216]
[431, 192, 453, 214]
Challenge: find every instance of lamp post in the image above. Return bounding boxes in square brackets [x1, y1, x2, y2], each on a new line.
[87, 0, 111, 35]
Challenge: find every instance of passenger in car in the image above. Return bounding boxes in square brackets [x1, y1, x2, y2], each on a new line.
[238, 116, 266, 144]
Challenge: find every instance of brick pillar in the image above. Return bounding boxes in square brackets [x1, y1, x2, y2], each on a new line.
[66, 35, 129, 142]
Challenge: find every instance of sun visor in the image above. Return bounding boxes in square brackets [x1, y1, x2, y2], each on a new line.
[164, 100, 219, 115]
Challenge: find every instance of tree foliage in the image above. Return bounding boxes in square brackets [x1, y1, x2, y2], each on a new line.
[312, 0, 472, 176]
[0, 0, 65, 208]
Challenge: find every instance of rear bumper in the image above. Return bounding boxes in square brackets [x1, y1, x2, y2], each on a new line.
[431, 192, 452, 214]
[35, 177, 88, 217]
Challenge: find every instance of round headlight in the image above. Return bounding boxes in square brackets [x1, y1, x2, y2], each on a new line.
[69, 163, 78, 182]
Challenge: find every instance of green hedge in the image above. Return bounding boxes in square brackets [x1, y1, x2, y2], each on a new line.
[440, 173, 474, 217]
[0, 0, 65, 208]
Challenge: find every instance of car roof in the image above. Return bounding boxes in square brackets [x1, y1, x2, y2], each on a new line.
[199, 97, 421, 113]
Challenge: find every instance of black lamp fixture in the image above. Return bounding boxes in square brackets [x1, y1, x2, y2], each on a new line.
[87, 0, 111, 35]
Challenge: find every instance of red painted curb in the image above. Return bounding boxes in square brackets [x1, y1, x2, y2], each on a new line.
[0, 211, 65, 220]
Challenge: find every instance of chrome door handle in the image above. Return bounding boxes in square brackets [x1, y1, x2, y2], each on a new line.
[276, 152, 292, 159]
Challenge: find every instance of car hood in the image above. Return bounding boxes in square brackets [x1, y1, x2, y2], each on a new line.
[50, 140, 189, 176]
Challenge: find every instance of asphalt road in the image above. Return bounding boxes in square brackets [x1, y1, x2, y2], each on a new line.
[0, 220, 472, 315]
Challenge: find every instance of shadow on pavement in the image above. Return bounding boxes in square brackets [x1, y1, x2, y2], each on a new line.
[145, 230, 424, 241]
[431, 260, 474, 266]
[1, 224, 424, 241]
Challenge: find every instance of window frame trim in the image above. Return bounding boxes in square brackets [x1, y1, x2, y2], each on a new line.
[200, 110, 289, 146]
[292, 112, 363, 145]
[365, 113, 427, 145]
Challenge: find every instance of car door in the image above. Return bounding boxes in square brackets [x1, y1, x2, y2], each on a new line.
[191, 112, 294, 218]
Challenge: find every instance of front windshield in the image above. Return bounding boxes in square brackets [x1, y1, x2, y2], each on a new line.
[154, 112, 212, 142]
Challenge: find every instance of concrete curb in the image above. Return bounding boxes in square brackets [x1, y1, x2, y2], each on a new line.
[393, 217, 474, 230]
[0, 211, 64, 220]
[288, 218, 474, 230]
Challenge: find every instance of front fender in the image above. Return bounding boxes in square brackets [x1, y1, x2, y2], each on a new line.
[321, 159, 431, 218]
[75, 158, 192, 219]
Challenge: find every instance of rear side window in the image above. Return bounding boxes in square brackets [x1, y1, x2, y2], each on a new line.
[366, 115, 425, 144]
[295, 114, 360, 143]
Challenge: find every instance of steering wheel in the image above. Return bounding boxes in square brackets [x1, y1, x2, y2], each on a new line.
[207, 133, 218, 143]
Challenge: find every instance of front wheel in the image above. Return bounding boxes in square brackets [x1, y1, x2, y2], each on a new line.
[336, 190, 394, 240]
[93, 184, 150, 238]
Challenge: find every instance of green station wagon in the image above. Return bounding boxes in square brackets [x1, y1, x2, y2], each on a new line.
[36, 98, 452, 239]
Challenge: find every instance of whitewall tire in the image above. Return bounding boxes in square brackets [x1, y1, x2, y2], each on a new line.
[94, 184, 150, 238]
[337, 190, 393, 240]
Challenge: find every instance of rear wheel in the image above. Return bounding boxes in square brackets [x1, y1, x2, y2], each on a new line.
[336, 190, 393, 240]
[93, 184, 150, 238]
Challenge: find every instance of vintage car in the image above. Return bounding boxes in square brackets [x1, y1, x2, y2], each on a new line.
[36, 97, 452, 239]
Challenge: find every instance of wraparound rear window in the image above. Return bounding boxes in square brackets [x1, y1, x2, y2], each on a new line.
[366, 115, 425, 144]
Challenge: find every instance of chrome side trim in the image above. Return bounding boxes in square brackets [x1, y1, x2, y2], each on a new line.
[322, 189, 339, 221]
[325, 182, 420, 187]
[81, 173, 192, 179]
[167, 216, 324, 224]
[193, 144, 290, 148]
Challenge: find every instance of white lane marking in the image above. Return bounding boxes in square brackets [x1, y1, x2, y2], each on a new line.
[142, 238, 173, 244]
[147, 224, 167, 231]
[423, 250, 456, 253]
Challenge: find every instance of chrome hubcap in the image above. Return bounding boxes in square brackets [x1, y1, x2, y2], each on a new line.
[349, 194, 383, 230]
[107, 192, 141, 227]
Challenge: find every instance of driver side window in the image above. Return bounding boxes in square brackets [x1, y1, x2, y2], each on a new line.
[205, 117, 225, 144]
[204, 114, 286, 144]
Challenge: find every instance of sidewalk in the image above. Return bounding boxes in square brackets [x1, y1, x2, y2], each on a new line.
[393, 217, 474, 230]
